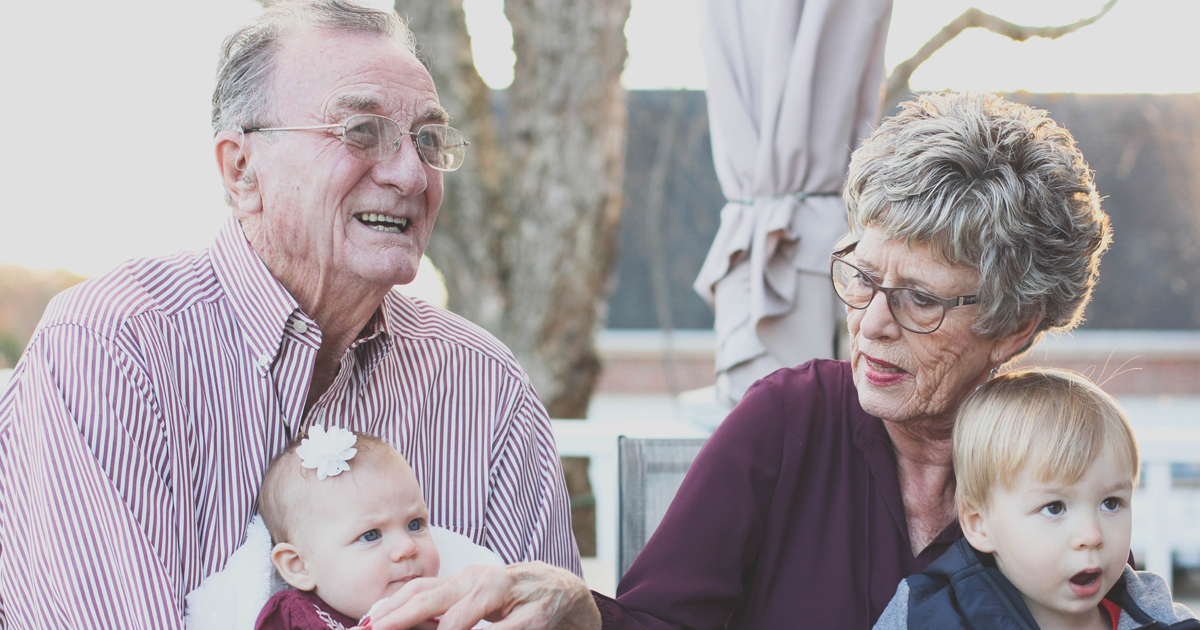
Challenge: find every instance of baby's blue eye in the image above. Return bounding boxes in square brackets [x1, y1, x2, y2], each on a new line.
[359, 529, 381, 542]
[1039, 501, 1066, 516]
[1101, 497, 1123, 512]
[407, 519, 423, 532]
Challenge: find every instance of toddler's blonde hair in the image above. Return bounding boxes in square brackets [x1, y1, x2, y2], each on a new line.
[953, 368, 1139, 513]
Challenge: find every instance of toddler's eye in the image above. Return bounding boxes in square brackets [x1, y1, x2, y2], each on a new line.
[359, 529, 381, 543]
[1039, 501, 1066, 516]
[407, 519, 423, 532]
[1101, 497, 1123, 512]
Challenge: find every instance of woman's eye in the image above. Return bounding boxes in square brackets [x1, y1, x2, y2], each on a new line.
[1039, 501, 1066, 516]
[908, 291, 939, 309]
[407, 519, 423, 532]
[1101, 497, 1123, 512]
[359, 529, 381, 543]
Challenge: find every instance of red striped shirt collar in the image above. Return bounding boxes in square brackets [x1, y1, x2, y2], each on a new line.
[210, 217, 308, 373]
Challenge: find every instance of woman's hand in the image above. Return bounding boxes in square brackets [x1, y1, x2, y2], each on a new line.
[363, 562, 602, 630]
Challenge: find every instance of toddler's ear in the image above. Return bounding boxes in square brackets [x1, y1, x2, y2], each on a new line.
[959, 508, 996, 554]
[271, 542, 316, 591]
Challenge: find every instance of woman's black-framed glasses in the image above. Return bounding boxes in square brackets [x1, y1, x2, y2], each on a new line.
[829, 242, 978, 334]
[242, 114, 470, 172]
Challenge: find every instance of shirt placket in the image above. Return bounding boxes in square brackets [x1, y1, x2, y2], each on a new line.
[270, 312, 321, 438]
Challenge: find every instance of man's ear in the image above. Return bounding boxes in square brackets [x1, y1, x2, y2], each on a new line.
[959, 506, 995, 554]
[215, 130, 262, 217]
[271, 542, 316, 591]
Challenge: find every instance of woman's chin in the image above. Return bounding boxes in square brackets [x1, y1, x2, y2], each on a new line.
[854, 377, 908, 421]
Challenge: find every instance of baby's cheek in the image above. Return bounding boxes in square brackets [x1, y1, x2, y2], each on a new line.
[428, 551, 441, 578]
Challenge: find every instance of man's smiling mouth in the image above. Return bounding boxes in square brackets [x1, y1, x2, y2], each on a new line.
[355, 212, 409, 233]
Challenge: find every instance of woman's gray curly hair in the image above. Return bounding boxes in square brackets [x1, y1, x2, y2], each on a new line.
[843, 92, 1111, 352]
[211, 0, 416, 135]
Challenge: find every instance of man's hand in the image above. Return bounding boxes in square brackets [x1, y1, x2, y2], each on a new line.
[362, 562, 602, 630]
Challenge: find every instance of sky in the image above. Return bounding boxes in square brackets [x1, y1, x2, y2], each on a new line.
[1, 0, 1196, 304]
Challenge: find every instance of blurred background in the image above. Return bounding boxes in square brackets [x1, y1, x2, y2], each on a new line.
[2, 0, 1199, 601]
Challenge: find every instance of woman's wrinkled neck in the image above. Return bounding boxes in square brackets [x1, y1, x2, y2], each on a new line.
[884, 415, 954, 468]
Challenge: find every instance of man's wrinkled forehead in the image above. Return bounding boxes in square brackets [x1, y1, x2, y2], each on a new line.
[271, 27, 444, 123]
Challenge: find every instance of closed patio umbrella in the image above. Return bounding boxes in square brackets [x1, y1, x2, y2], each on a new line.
[694, 0, 893, 405]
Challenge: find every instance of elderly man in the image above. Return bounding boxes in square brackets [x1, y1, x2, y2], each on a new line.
[0, 1, 579, 626]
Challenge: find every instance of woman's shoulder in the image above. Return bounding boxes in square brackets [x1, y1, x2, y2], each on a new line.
[741, 359, 862, 421]
[755, 358, 855, 398]
[714, 359, 864, 446]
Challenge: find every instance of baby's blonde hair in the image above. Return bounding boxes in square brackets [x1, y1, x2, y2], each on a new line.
[259, 430, 404, 544]
[953, 368, 1139, 514]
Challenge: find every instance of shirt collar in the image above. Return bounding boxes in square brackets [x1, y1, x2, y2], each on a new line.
[210, 217, 302, 374]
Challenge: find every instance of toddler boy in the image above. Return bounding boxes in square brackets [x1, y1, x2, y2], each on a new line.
[874, 369, 1197, 630]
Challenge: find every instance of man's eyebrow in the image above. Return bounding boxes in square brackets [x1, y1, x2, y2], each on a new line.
[333, 93, 384, 113]
[422, 105, 450, 125]
[332, 95, 450, 125]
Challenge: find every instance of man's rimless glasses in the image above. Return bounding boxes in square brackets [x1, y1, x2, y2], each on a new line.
[242, 114, 470, 172]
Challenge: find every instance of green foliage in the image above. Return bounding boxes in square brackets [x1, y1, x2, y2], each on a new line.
[0, 264, 86, 368]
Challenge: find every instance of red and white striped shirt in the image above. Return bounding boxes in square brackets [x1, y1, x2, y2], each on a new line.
[0, 218, 581, 628]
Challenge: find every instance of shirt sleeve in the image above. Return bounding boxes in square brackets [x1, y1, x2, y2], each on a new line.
[597, 378, 789, 629]
[481, 380, 583, 577]
[0, 323, 182, 627]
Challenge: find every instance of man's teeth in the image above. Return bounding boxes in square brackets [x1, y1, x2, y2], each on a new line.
[357, 213, 409, 233]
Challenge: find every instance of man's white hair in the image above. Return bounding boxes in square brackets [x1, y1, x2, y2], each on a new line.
[211, 0, 417, 135]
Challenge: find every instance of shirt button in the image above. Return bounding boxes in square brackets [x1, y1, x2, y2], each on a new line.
[257, 353, 271, 368]
[292, 320, 308, 334]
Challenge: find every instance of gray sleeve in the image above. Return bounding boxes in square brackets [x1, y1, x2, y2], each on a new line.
[873, 578, 910, 630]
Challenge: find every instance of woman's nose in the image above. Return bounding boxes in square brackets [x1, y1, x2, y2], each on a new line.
[857, 291, 901, 339]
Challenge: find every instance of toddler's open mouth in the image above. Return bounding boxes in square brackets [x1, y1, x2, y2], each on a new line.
[1069, 569, 1103, 598]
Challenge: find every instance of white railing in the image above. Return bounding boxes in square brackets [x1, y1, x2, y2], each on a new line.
[1126, 396, 1200, 592]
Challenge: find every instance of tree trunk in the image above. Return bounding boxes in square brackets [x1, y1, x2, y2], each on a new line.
[406, 0, 631, 420]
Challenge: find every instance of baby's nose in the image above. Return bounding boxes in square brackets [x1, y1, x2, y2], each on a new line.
[391, 533, 418, 560]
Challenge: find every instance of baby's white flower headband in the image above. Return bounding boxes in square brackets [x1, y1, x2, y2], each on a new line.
[295, 425, 357, 480]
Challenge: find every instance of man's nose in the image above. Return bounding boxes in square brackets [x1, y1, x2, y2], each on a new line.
[372, 136, 428, 197]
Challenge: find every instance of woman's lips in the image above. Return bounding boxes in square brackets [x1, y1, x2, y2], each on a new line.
[1068, 569, 1103, 598]
[861, 353, 909, 386]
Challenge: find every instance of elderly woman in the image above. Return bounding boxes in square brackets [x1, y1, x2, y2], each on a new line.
[367, 92, 1112, 630]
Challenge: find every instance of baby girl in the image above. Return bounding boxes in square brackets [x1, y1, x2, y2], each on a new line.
[255, 427, 444, 629]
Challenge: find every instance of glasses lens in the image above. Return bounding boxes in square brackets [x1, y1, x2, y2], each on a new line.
[891, 289, 946, 333]
[416, 125, 467, 171]
[343, 115, 400, 162]
[831, 259, 875, 308]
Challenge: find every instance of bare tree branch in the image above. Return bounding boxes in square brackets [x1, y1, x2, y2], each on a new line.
[882, 0, 1118, 113]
